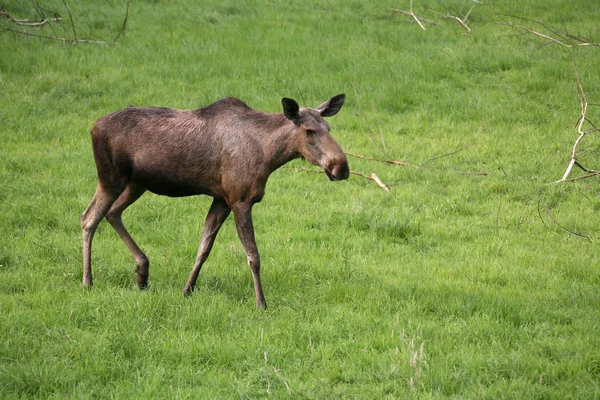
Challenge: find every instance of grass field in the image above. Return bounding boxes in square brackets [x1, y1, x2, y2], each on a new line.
[1, 0, 600, 398]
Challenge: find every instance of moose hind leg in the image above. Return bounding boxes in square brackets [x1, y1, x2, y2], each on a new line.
[81, 184, 124, 288]
[105, 183, 149, 289]
[183, 198, 231, 296]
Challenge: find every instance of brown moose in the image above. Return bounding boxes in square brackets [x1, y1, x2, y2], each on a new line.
[81, 94, 349, 309]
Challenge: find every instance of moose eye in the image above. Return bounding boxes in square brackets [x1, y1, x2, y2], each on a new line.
[305, 129, 316, 135]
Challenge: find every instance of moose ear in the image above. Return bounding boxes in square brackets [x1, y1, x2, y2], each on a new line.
[315, 93, 346, 117]
[282, 98, 300, 123]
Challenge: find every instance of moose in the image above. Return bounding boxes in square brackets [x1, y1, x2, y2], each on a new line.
[81, 94, 349, 309]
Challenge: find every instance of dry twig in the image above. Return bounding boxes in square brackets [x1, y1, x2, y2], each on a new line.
[498, 14, 600, 48]
[350, 171, 391, 191]
[389, 0, 429, 30]
[61, 0, 77, 42]
[0, 10, 61, 26]
[557, 56, 600, 182]
[345, 152, 419, 168]
[0, 25, 108, 43]
[0, 0, 130, 45]
[294, 166, 392, 192]
[420, 144, 470, 167]
[429, 4, 475, 32]
[545, 205, 591, 239]
[112, 0, 130, 44]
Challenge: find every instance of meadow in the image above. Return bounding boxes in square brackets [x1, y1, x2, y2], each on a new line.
[1, 0, 600, 398]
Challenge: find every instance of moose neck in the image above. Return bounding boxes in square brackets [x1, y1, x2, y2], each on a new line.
[261, 113, 303, 173]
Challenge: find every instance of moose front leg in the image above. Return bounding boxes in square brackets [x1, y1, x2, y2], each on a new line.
[233, 203, 267, 309]
[183, 198, 231, 296]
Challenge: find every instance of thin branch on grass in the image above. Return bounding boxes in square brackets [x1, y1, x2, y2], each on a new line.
[0, 25, 108, 44]
[345, 152, 420, 169]
[1, 0, 130, 45]
[61, 0, 77, 42]
[544, 205, 591, 240]
[0, 10, 61, 26]
[345, 150, 487, 175]
[497, 14, 600, 48]
[459, 171, 488, 176]
[536, 201, 549, 229]
[350, 171, 391, 191]
[420, 144, 470, 167]
[429, 4, 475, 32]
[389, 1, 429, 30]
[294, 166, 391, 192]
[26, 0, 54, 40]
[112, 0, 130, 44]
[557, 55, 600, 182]
[558, 171, 600, 182]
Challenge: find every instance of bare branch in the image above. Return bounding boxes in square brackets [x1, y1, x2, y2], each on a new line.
[459, 171, 488, 176]
[30, 0, 59, 40]
[345, 152, 420, 168]
[112, 0, 130, 44]
[497, 14, 600, 48]
[61, 0, 77, 42]
[350, 171, 391, 191]
[558, 171, 600, 182]
[0, 10, 62, 26]
[545, 206, 591, 240]
[388, 0, 430, 31]
[293, 166, 391, 192]
[0, 25, 107, 44]
[429, 4, 475, 32]
[420, 145, 470, 167]
[2, 0, 129, 45]
[557, 54, 600, 182]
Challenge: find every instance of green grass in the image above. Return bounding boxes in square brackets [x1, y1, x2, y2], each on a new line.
[2, 0, 600, 398]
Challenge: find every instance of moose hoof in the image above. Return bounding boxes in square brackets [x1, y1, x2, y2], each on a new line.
[136, 276, 149, 290]
[256, 300, 268, 310]
[182, 285, 194, 297]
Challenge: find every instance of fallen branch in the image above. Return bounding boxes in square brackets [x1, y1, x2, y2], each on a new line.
[544, 205, 591, 240]
[429, 5, 475, 32]
[294, 166, 391, 192]
[61, 0, 78, 42]
[556, 55, 600, 182]
[1, 0, 130, 45]
[498, 14, 600, 48]
[345, 150, 485, 174]
[350, 171, 391, 192]
[0, 10, 61, 26]
[389, 1, 429, 30]
[558, 171, 600, 182]
[0, 25, 108, 44]
[459, 171, 488, 176]
[345, 152, 420, 168]
[112, 0, 131, 43]
[420, 145, 470, 167]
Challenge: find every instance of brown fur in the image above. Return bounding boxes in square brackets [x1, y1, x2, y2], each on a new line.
[81, 94, 349, 309]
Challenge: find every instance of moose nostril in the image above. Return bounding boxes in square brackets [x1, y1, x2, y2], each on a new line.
[332, 163, 350, 180]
